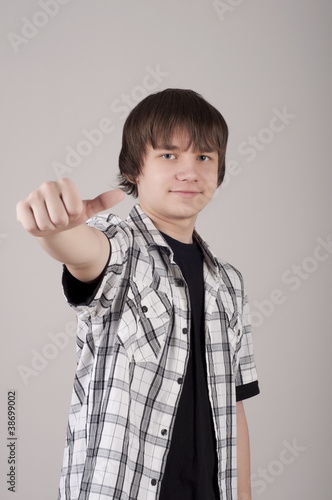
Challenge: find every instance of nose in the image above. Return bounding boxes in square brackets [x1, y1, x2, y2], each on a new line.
[175, 156, 198, 182]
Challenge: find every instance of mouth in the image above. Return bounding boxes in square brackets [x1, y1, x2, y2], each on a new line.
[170, 190, 201, 198]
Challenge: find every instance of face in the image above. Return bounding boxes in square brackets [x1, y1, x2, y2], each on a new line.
[136, 132, 219, 229]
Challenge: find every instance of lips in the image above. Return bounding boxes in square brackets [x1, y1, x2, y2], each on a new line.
[170, 190, 201, 198]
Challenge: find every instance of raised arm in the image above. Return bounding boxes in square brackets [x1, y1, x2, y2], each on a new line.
[16, 178, 125, 282]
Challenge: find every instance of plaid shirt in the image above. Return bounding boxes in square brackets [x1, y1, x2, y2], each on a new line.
[58, 204, 259, 500]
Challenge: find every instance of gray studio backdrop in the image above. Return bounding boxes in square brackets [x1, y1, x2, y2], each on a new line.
[1, 1, 331, 499]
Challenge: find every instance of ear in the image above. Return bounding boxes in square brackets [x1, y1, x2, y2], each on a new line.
[125, 174, 137, 185]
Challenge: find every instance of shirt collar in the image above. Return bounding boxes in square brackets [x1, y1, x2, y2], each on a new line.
[193, 229, 221, 277]
[126, 204, 221, 277]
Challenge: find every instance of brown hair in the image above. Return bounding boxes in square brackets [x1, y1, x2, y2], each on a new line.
[118, 88, 228, 197]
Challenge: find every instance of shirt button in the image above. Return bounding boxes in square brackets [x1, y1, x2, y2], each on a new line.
[175, 278, 184, 287]
[177, 378, 183, 385]
[161, 429, 168, 436]
[151, 479, 157, 486]
[182, 328, 188, 335]
[142, 305, 148, 313]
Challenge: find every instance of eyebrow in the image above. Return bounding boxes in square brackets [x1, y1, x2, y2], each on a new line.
[154, 144, 181, 151]
[154, 144, 217, 153]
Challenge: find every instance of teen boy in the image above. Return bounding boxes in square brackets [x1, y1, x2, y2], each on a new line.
[17, 89, 259, 500]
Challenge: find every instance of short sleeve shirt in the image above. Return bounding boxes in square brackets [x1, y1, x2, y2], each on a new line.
[58, 204, 259, 500]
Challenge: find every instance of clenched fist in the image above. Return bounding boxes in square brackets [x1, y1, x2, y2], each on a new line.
[16, 178, 125, 237]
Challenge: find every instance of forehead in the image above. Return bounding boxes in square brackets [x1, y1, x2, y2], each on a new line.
[151, 128, 218, 153]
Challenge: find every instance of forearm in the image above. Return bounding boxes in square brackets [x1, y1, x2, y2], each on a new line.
[38, 225, 110, 282]
[237, 401, 251, 500]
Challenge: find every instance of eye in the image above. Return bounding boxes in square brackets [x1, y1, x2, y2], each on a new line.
[162, 153, 176, 160]
[198, 155, 210, 162]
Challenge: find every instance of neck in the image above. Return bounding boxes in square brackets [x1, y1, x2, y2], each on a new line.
[159, 224, 194, 244]
[140, 206, 196, 244]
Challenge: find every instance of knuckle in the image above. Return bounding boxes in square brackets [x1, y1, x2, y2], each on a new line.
[27, 189, 43, 204]
[16, 200, 23, 217]
[26, 224, 39, 235]
[68, 202, 83, 218]
[16, 199, 31, 216]
[52, 215, 69, 227]
[38, 221, 55, 232]
[40, 181, 56, 194]
[58, 177, 72, 188]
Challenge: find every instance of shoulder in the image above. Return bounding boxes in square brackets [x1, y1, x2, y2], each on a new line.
[86, 212, 125, 233]
[218, 257, 244, 285]
[86, 213, 134, 245]
[195, 230, 246, 296]
[215, 256, 246, 302]
[86, 212, 152, 262]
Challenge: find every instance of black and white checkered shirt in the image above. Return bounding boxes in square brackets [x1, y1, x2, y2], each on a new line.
[58, 204, 259, 500]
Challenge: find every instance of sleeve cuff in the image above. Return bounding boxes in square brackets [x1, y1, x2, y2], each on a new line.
[62, 265, 106, 307]
[236, 380, 260, 402]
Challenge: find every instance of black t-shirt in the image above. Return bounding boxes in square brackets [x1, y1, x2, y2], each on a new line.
[158, 233, 220, 500]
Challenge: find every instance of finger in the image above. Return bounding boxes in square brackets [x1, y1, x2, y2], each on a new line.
[17, 191, 57, 235]
[44, 190, 70, 229]
[58, 178, 83, 221]
[30, 195, 57, 233]
[16, 200, 41, 234]
[33, 181, 71, 230]
[83, 189, 125, 219]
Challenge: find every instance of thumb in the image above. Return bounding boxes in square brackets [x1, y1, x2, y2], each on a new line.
[83, 189, 125, 219]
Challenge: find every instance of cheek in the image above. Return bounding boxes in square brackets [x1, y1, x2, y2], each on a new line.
[137, 173, 165, 198]
[204, 169, 218, 188]
[202, 173, 218, 202]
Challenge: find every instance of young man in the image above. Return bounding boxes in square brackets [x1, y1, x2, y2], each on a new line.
[17, 89, 259, 500]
